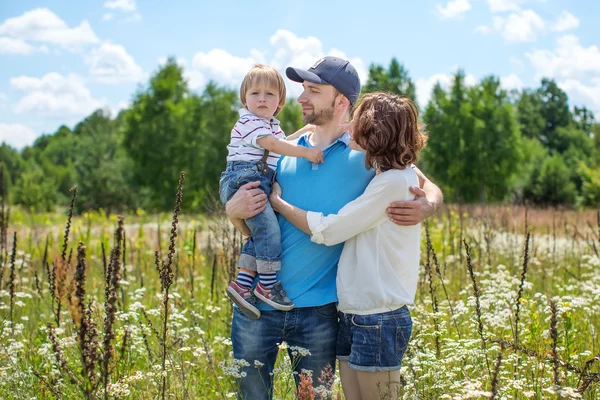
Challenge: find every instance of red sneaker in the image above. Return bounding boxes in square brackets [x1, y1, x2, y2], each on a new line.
[226, 281, 261, 319]
[254, 282, 294, 311]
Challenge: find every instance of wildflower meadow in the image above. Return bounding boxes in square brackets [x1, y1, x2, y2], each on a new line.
[0, 174, 599, 399]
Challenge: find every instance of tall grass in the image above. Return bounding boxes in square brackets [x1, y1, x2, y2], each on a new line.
[0, 183, 598, 398]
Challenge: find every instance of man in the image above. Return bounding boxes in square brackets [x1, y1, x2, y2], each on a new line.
[225, 56, 443, 399]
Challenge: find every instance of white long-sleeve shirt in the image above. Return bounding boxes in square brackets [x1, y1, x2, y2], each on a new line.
[306, 168, 421, 315]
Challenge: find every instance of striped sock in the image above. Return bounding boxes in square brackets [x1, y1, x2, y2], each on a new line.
[259, 273, 277, 289]
[235, 270, 256, 288]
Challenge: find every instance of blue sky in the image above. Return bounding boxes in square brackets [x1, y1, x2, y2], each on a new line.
[1, 0, 599, 149]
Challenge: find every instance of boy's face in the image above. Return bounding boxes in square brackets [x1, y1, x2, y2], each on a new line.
[244, 84, 281, 119]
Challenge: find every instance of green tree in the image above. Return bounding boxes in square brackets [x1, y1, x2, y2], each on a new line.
[73, 109, 136, 214]
[527, 154, 577, 205]
[123, 58, 194, 210]
[0, 144, 27, 202]
[13, 161, 57, 211]
[278, 99, 304, 136]
[538, 78, 571, 151]
[363, 58, 417, 102]
[193, 82, 238, 209]
[573, 106, 595, 135]
[124, 58, 238, 211]
[423, 72, 522, 202]
[579, 161, 600, 206]
[516, 89, 545, 140]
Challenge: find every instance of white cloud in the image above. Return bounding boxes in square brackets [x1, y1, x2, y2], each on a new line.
[0, 123, 38, 149]
[526, 35, 600, 114]
[191, 49, 259, 89]
[103, 0, 139, 22]
[486, 0, 524, 13]
[551, 11, 579, 32]
[501, 73, 524, 90]
[559, 78, 600, 115]
[187, 29, 368, 99]
[85, 41, 144, 84]
[436, 0, 472, 20]
[492, 10, 545, 42]
[415, 72, 477, 108]
[11, 72, 104, 117]
[526, 35, 600, 81]
[110, 100, 130, 116]
[103, 0, 136, 12]
[267, 30, 368, 97]
[0, 8, 99, 51]
[0, 36, 35, 54]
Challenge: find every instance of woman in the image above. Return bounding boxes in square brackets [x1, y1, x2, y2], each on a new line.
[270, 92, 427, 400]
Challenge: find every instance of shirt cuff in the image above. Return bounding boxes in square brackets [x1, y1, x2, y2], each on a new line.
[306, 211, 327, 244]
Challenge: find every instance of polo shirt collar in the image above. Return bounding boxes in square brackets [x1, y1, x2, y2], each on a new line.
[299, 131, 351, 148]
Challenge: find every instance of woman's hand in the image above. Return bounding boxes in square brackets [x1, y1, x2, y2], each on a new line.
[270, 182, 283, 212]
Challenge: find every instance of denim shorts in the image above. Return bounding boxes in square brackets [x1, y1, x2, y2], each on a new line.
[337, 306, 413, 372]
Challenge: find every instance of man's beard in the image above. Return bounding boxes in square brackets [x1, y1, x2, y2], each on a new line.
[302, 104, 335, 125]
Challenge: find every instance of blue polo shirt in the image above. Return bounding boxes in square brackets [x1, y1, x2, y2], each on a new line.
[261, 132, 375, 309]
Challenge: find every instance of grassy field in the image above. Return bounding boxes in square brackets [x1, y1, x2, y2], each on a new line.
[0, 183, 599, 399]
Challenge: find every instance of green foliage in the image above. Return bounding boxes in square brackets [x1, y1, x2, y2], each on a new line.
[0, 143, 27, 201]
[73, 109, 137, 214]
[422, 72, 522, 203]
[278, 99, 304, 135]
[363, 58, 417, 102]
[123, 58, 238, 211]
[578, 161, 600, 206]
[525, 154, 577, 205]
[13, 161, 57, 212]
[3, 57, 599, 210]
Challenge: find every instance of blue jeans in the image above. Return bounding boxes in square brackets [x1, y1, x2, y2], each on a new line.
[337, 306, 412, 372]
[220, 161, 281, 273]
[231, 303, 339, 400]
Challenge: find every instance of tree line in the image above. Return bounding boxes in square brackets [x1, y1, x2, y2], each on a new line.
[1, 57, 599, 213]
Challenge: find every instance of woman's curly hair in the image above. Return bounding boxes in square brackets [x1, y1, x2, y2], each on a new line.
[352, 92, 427, 172]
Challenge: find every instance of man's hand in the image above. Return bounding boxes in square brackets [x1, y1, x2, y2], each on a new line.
[225, 181, 267, 219]
[387, 186, 436, 226]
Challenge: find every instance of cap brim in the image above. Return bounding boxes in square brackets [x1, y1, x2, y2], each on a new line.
[285, 67, 328, 85]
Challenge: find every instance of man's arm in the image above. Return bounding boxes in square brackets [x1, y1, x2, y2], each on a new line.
[225, 181, 268, 236]
[386, 166, 443, 226]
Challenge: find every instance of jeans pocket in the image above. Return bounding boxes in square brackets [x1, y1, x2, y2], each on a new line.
[351, 314, 381, 329]
[233, 167, 261, 189]
[395, 322, 412, 362]
[314, 303, 338, 319]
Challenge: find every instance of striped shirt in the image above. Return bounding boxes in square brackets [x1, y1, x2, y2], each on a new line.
[226, 108, 285, 171]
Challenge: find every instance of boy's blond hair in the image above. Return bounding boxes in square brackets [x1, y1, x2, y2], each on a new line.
[240, 64, 286, 116]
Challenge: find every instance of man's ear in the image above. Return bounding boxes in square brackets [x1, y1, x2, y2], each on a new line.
[336, 94, 350, 110]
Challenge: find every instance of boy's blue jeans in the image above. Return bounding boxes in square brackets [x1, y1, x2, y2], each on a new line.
[219, 161, 281, 273]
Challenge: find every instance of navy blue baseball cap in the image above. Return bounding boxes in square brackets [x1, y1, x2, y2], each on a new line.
[286, 56, 361, 105]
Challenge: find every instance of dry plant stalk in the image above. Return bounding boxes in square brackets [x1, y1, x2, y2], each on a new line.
[103, 216, 124, 400]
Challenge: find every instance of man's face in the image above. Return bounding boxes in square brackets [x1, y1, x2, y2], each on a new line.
[297, 81, 339, 125]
